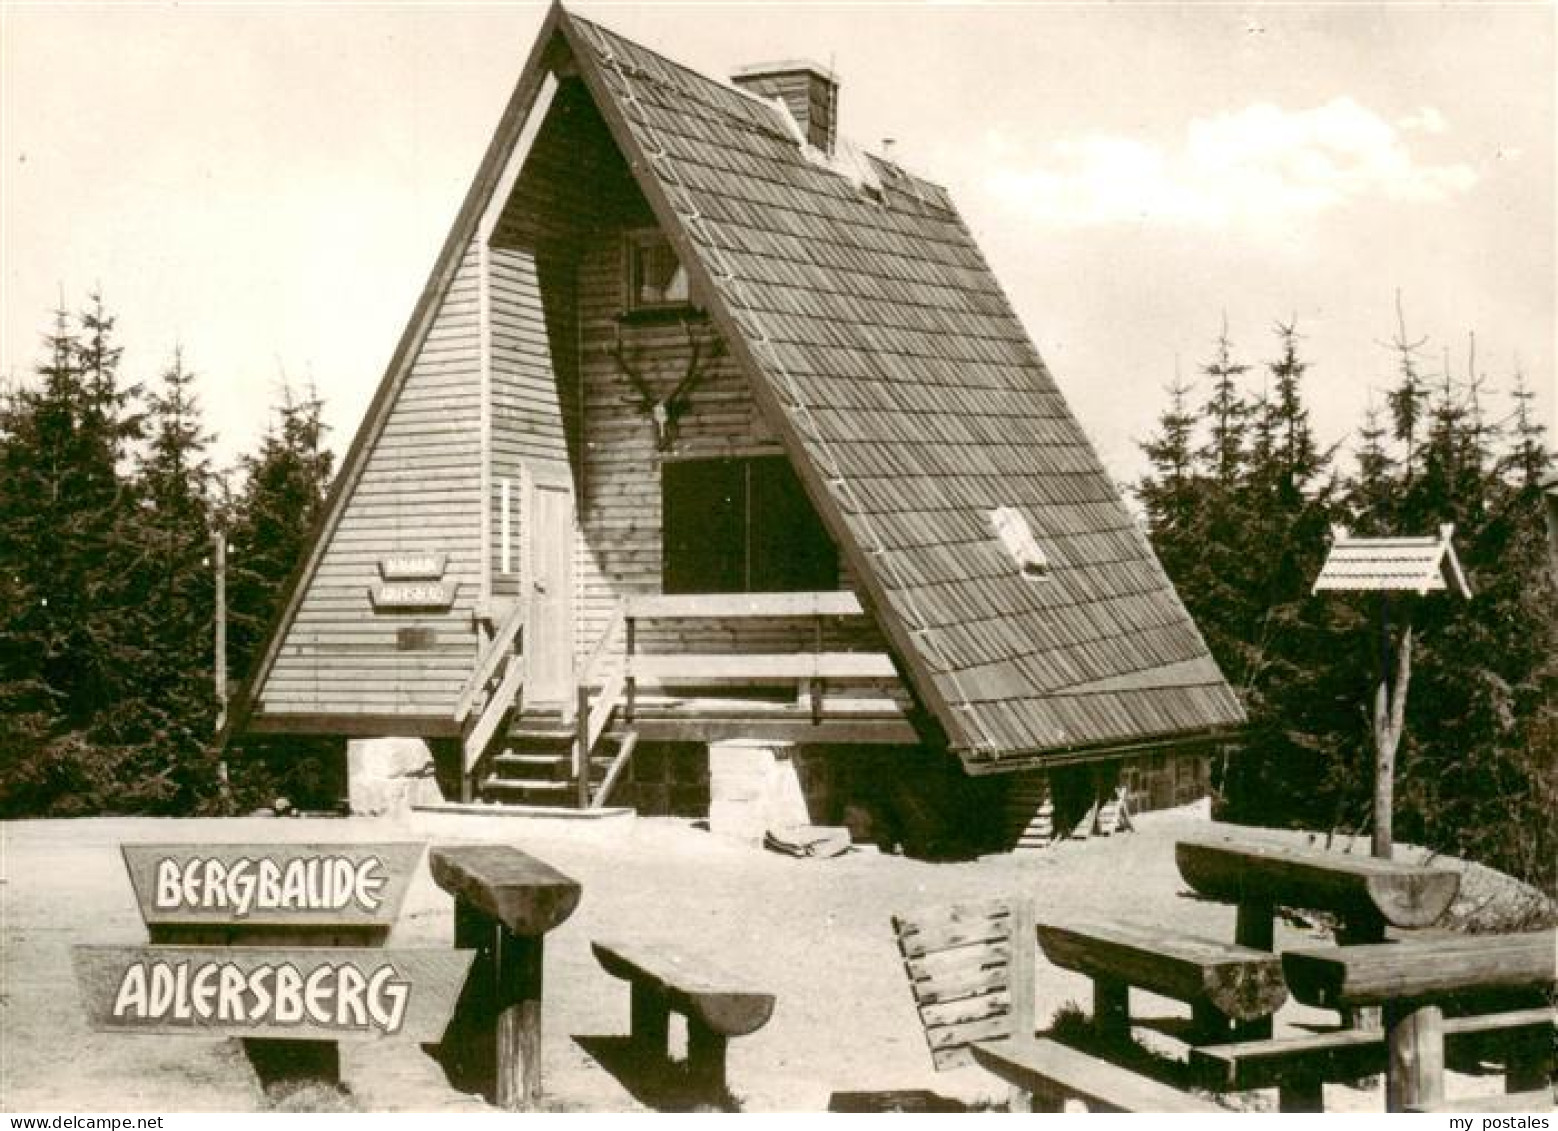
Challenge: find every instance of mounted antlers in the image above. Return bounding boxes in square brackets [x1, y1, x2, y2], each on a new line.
[610, 317, 725, 453]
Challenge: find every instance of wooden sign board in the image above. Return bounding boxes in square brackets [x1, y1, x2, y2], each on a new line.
[370, 581, 455, 611]
[379, 552, 447, 581]
[74, 946, 474, 1042]
[121, 843, 423, 929]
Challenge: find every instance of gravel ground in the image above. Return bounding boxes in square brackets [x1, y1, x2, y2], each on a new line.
[1, 802, 1546, 1113]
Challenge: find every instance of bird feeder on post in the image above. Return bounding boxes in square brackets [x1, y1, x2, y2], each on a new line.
[1313, 525, 1470, 860]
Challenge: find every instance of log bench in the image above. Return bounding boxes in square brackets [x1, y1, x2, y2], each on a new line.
[1190, 1006, 1556, 1111]
[591, 939, 775, 1108]
[1282, 930, 1556, 1111]
[429, 845, 581, 1111]
[1035, 919, 1288, 1043]
[971, 1036, 1227, 1113]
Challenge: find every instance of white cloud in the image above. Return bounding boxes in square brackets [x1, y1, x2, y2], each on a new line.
[1400, 106, 1448, 134]
[983, 97, 1478, 230]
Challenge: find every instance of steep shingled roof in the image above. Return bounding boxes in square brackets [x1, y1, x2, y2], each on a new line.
[557, 10, 1244, 766]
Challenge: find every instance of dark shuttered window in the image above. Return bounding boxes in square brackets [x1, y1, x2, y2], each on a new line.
[662, 456, 837, 594]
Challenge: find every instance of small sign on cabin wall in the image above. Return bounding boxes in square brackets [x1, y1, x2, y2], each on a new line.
[379, 552, 447, 581]
[371, 581, 456, 611]
[120, 843, 423, 928]
[372, 552, 453, 611]
[73, 945, 473, 1042]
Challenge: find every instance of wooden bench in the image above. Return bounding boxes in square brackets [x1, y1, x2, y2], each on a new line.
[972, 1036, 1227, 1113]
[1035, 918, 1288, 1043]
[591, 939, 775, 1108]
[891, 897, 1225, 1112]
[1282, 930, 1556, 1111]
[429, 845, 582, 1111]
[1190, 1006, 1556, 1111]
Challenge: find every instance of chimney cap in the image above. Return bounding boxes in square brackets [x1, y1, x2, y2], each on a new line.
[730, 58, 838, 84]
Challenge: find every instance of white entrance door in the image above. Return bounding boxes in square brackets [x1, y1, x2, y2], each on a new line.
[524, 469, 575, 704]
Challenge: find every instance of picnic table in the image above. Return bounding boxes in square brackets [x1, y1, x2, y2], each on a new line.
[1176, 832, 1461, 948]
[1282, 930, 1556, 1110]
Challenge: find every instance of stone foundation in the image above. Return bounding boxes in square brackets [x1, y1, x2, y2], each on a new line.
[346, 737, 442, 816]
[612, 738, 1210, 856]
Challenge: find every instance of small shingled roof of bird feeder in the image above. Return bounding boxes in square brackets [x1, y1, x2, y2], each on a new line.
[1312, 523, 1471, 598]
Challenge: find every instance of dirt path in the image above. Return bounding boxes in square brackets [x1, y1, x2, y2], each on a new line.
[0, 805, 1527, 1112]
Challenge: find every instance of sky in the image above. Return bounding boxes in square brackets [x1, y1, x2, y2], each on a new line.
[2, 1, 1553, 491]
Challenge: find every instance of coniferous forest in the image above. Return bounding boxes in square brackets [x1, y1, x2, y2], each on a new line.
[0, 295, 339, 816]
[1137, 310, 1555, 896]
[1, 295, 1552, 896]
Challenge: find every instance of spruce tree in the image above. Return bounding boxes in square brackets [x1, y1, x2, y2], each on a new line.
[0, 297, 150, 815]
[225, 383, 334, 684]
[130, 348, 223, 810]
[1198, 315, 1250, 486]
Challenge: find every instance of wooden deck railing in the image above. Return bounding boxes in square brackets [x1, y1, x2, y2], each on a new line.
[571, 591, 896, 805]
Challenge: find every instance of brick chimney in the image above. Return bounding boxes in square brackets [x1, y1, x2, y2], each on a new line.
[730, 60, 839, 155]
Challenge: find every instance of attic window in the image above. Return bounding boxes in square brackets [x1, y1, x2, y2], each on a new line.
[624, 230, 689, 313]
[990, 506, 1050, 580]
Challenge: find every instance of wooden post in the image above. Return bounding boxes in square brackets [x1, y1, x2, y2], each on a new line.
[1093, 978, 1129, 1042]
[1191, 1001, 1233, 1045]
[630, 983, 670, 1058]
[624, 614, 637, 723]
[1277, 1076, 1325, 1113]
[1503, 1029, 1549, 1094]
[1008, 898, 1037, 1113]
[686, 1020, 729, 1101]
[1235, 901, 1275, 952]
[1372, 597, 1413, 862]
[575, 684, 591, 808]
[213, 531, 228, 732]
[494, 927, 545, 1111]
[1385, 1001, 1445, 1112]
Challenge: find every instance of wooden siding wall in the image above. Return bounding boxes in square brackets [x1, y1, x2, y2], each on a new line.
[489, 246, 577, 602]
[259, 244, 484, 720]
[573, 230, 890, 667]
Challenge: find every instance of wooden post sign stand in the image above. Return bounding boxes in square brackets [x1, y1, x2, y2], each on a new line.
[74, 843, 474, 1083]
[429, 845, 581, 1112]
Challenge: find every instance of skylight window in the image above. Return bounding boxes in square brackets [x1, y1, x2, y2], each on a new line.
[990, 506, 1050, 580]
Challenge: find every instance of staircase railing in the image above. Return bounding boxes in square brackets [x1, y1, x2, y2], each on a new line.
[573, 600, 629, 807]
[453, 601, 527, 726]
[453, 602, 527, 800]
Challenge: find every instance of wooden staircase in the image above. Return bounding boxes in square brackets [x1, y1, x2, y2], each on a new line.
[475, 708, 638, 810]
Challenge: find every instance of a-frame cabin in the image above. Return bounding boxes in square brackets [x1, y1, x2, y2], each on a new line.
[226, 5, 1244, 836]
